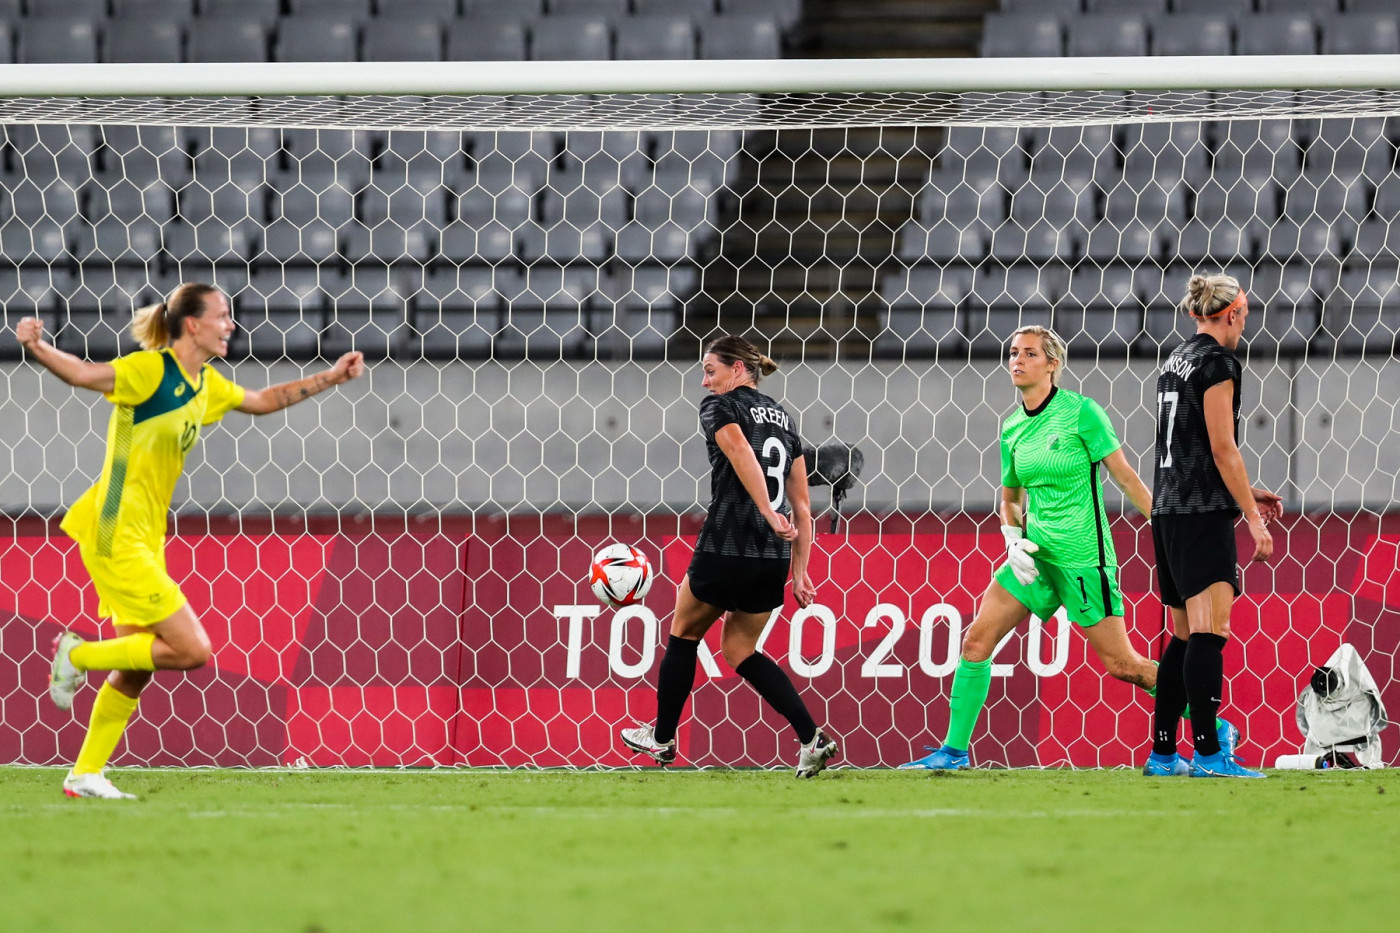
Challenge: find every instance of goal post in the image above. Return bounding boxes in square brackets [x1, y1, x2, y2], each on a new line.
[0, 56, 1396, 769]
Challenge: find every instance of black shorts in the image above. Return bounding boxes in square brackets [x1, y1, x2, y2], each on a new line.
[1152, 511, 1241, 608]
[687, 551, 790, 614]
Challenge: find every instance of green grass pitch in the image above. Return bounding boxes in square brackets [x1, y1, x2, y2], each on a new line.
[2, 766, 1395, 932]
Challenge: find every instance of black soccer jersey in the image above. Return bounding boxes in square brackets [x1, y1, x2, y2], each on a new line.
[694, 385, 804, 559]
[1152, 332, 1243, 516]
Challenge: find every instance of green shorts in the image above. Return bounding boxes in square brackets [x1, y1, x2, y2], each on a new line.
[993, 560, 1124, 627]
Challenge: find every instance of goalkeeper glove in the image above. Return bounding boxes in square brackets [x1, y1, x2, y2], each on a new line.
[1002, 524, 1040, 587]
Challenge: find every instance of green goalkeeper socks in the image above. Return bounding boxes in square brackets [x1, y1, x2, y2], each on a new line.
[1178, 704, 1227, 732]
[944, 656, 993, 751]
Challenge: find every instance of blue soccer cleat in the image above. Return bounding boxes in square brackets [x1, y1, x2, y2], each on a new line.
[1142, 751, 1191, 776]
[1189, 750, 1266, 778]
[898, 745, 970, 771]
[1217, 718, 1241, 762]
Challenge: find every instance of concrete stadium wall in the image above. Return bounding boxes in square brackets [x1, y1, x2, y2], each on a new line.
[1, 356, 1395, 517]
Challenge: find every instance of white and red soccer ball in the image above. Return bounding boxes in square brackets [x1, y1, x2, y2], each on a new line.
[589, 543, 654, 608]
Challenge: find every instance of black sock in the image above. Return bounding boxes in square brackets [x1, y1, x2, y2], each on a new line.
[735, 652, 817, 745]
[1152, 636, 1189, 757]
[654, 635, 699, 745]
[1184, 633, 1227, 756]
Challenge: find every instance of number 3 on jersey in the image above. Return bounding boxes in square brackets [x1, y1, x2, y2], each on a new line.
[762, 436, 788, 509]
[1157, 391, 1178, 468]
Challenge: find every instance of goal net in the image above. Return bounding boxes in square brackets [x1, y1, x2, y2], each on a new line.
[0, 58, 1396, 769]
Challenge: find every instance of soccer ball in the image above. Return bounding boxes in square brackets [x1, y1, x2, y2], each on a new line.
[589, 543, 654, 608]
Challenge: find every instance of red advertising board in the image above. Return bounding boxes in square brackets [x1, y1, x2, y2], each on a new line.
[1, 514, 1395, 769]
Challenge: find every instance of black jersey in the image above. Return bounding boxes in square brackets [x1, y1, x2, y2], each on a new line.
[694, 385, 804, 560]
[1152, 332, 1243, 516]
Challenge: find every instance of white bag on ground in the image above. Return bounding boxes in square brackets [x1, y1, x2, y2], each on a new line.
[1294, 643, 1388, 769]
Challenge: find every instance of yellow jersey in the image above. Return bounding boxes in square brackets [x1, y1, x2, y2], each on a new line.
[60, 348, 245, 557]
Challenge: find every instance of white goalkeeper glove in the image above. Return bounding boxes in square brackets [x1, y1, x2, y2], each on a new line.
[1002, 524, 1040, 587]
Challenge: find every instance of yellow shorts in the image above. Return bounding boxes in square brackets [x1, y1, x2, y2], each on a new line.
[80, 544, 188, 629]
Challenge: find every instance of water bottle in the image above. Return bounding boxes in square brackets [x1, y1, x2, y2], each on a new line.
[1274, 753, 1329, 770]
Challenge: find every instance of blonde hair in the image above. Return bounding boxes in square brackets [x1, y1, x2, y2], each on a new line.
[704, 334, 778, 383]
[1180, 272, 1243, 319]
[131, 282, 219, 351]
[1010, 324, 1067, 385]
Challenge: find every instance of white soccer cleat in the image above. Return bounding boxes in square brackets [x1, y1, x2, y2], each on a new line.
[63, 770, 136, 800]
[795, 729, 839, 778]
[48, 632, 84, 711]
[620, 723, 677, 765]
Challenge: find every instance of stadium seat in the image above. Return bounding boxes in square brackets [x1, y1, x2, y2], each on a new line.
[271, 176, 358, 228]
[65, 267, 155, 315]
[113, 0, 196, 16]
[1257, 0, 1339, 13]
[1149, 13, 1233, 55]
[363, 20, 443, 61]
[187, 16, 269, 62]
[1170, 218, 1256, 264]
[1192, 178, 1283, 226]
[871, 306, 965, 359]
[291, 0, 373, 15]
[634, 0, 714, 13]
[1281, 176, 1366, 225]
[1174, 0, 1252, 12]
[530, 14, 610, 60]
[201, 0, 281, 26]
[445, 15, 527, 60]
[1235, 14, 1317, 55]
[276, 14, 360, 62]
[1211, 121, 1302, 186]
[1347, 0, 1400, 11]
[7, 178, 82, 225]
[320, 308, 408, 360]
[613, 221, 692, 262]
[57, 310, 141, 361]
[966, 306, 1055, 357]
[1351, 219, 1400, 262]
[164, 219, 258, 263]
[595, 303, 678, 360]
[940, 127, 1029, 187]
[0, 219, 70, 264]
[0, 22, 13, 64]
[1322, 13, 1400, 55]
[17, 17, 98, 64]
[1056, 307, 1143, 357]
[1001, 0, 1081, 12]
[1102, 179, 1188, 227]
[1301, 116, 1395, 181]
[104, 19, 185, 63]
[260, 218, 340, 264]
[897, 219, 991, 263]
[1327, 267, 1400, 355]
[342, 223, 436, 263]
[72, 218, 163, 263]
[981, 14, 1064, 57]
[85, 178, 178, 224]
[693, 12, 776, 59]
[882, 265, 974, 312]
[437, 220, 512, 263]
[1082, 220, 1159, 263]
[1121, 120, 1208, 184]
[718, 0, 802, 29]
[615, 15, 696, 60]
[1086, 0, 1164, 10]
[1066, 14, 1148, 56]
[282, 128, 375, 190]
[455, 184, 531, 226]
[1010, 178, 1096, 229]
[5, 124, 98, 185]
[0, 268, 73, 342]
[548, 0, 628, 13]
[516, 222, 610, 262]
[36, 0, 108, 17]
[385, 0, 461, 17]
[969, 263, 1067, 313]
[1067, 264, 1139, 309]
[413, 287, 499, 359]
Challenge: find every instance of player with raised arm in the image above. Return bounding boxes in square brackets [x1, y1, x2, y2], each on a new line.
[1142, 273, 1282, 779]
[619, 334, 837, 778]
[903, 325, 1194, 771]
[17, 283, 365, 799]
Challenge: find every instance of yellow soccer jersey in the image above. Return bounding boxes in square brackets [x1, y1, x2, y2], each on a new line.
[60, 349, 245, 557]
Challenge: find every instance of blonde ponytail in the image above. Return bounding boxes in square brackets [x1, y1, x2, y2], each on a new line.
[130, 283, 219, 350]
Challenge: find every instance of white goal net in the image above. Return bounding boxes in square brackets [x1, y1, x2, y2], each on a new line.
[0, 58, 1396, 769]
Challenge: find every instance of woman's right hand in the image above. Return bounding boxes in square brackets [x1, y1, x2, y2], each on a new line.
[1247, 517, 1273, 562]
[15, 317, 44, 351]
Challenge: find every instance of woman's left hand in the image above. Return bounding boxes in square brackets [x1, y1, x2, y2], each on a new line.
[765, 511, 798, 542]
[792, 571, 817, 608]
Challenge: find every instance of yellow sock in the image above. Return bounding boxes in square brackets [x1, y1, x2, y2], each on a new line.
[70, 633, 156, 672]
[73, 682, 140, 775]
